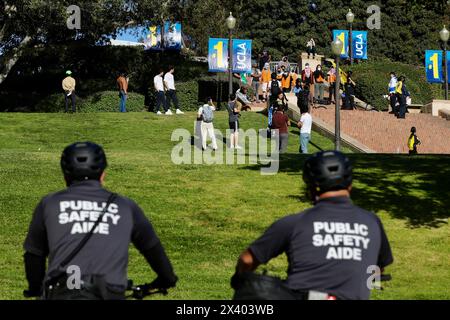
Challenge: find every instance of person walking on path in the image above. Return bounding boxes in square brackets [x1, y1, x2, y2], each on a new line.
[154, 69, 167, 115]
[62, 70, 76, 113]
[408, 127, 421, 155]
[396, 76, 410, 119]
[388, 72, 398, 115]
[164, 66, 184, 115]
[117, 72, 128, 113]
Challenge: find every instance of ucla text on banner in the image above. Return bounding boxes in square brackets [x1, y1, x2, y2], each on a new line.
[333, 30, 349, 58]
[144, 26, 162, 51]
[232, 39, 252, 73]
[164, 22, 182, 51]
[352, 31, 368, 60]
[208, 38, 229, 72]
[425, 50, 444, 83]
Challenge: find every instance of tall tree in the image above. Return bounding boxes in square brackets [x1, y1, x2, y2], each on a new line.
[0, 0, 165, 85]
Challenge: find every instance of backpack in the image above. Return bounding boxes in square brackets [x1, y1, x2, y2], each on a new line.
[270, 80, 281, 96]
[202, 105, 214, 123]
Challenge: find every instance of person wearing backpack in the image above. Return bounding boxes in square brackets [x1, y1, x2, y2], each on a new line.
[408, 127, 421, 155]
[197, 98, 218, 151]
[269, 72, 282, 107]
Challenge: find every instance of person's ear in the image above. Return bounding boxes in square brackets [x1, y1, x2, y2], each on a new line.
[100, 171, 106, 185]
[348, 184, 352, 193]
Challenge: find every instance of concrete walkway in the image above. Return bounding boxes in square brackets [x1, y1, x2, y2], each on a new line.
[285, 92, 450, 154]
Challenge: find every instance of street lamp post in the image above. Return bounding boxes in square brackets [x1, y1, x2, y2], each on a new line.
[331, 38, 344, 151]
[346, 9, 355, 65]
[440, 25, 449, 100]
[226, 12, 236, 97]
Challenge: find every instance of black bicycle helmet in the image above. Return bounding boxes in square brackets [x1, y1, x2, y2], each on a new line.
[303, 151, 352, 194]
[61, 142, 107, 181]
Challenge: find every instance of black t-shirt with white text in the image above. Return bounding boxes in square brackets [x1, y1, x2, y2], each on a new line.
[24, 180, 161, 290]
[249, 197, 393, 300]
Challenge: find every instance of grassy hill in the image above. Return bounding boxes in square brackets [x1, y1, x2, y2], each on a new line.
[0, 112, 449, 300]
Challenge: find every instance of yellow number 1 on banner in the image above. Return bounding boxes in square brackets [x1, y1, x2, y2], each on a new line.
[337, 32, 346, 55]
[429, 53, 439, 79]
[214, 41, 224, 69]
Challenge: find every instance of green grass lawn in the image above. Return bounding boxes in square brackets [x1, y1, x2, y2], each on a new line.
[0, 111, 449, 300]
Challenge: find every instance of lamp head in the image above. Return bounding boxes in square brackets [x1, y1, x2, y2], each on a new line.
[346, 9, 355, 23]
[226, 12, 236, 30]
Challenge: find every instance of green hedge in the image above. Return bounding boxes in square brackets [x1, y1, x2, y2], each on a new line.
[347, 60, 437, 111]
[35, 91, 146, 113]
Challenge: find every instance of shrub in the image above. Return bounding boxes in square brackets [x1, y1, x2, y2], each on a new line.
[78, 91, 146, 113]
[35, 91, 146, 113]
[347, 60, 436, 111]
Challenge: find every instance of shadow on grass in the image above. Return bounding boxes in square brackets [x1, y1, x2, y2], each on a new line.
[241, 153, 450, 228]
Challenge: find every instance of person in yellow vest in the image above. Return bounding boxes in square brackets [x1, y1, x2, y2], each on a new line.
[408, 127, 421, 155]
[327, 67, 337, 104]
[281, 68, 292, 93]
[313, 65, 326, 102]
[260, 63, 272, 102]
[62, 70, 76, 113]
[290, 69, 298, 93]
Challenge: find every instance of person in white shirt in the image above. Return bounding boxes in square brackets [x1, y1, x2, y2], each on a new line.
[297, 104, 312, 154]
[154, 69, 167, 115]
[197, 98, 218, 151]
[388, 72, 398, 115]
[306, 38, 316, 59]
[164, 66, 184, 115]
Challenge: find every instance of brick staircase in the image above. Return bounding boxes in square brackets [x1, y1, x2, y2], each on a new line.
[310, 107, 450, 154]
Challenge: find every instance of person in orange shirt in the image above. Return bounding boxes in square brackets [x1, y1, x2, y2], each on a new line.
[260, 63, 272, 102]
[117, 72, 128, 113]
[281, 67, 292, 93]
[327, 67, 337, 104]
[290, 69, 298, 92]
[313, 65, 326, 102]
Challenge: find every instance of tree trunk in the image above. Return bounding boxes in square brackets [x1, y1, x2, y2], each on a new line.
[0, 35, 32, 85]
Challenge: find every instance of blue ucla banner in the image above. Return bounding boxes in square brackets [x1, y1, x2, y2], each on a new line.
[163, 22, 182, 50]
[144, 26, 162, 51]
[352, 31, 368, 60]
[333, 30, 349, 58]
[425, 50, 444, 83]
[208, 38, 229, 72]
[232, 39, 252, 73]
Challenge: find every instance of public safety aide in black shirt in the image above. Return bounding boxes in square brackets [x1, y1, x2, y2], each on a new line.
[233, 151, 393, 300]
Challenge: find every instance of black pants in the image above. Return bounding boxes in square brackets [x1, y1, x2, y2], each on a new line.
[307, 47, 316, 58]
[409, 148, 418, 155]
[166, 89, 179, 110]
[156, 91, 167, 112]
[390, 94, 397, 114]
[343, 94, 355, 110]
[397, 94, 406, 118]
[64, 93, 76, 113]
[329, 83, 335, 102]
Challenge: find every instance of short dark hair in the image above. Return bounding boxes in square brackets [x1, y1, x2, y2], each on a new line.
[159, 68, 164, 74]
[168, 65, 174, 72]
[229, 93, 236, 101]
